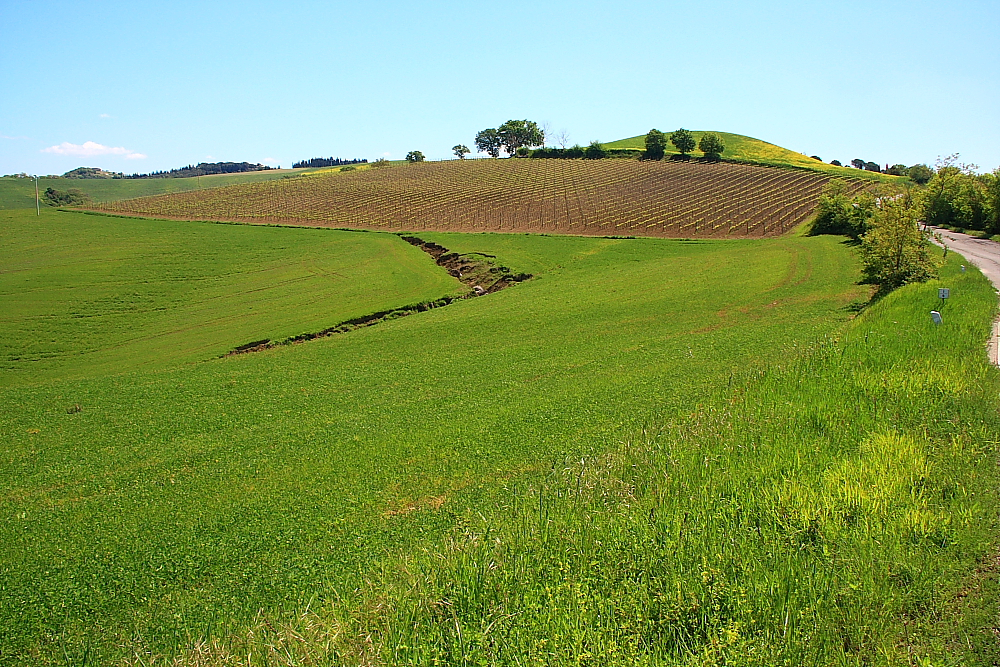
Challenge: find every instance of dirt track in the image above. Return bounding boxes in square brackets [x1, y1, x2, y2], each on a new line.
[932, 227, 1000, 365]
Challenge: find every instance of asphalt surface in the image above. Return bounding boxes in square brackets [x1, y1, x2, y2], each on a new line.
[931, 227, 1000, 365]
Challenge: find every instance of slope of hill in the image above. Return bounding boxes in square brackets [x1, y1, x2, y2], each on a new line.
[604, 130, 890, 178]
[93, 159, 846, 238]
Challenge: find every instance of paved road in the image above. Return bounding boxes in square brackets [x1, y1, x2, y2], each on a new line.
[931, 227, 1000, 365]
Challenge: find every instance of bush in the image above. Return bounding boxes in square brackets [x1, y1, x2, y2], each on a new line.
[861, 190, 937, 290]
[830, 159, 843, 167]
[809, 180, 873, 240]
[921, 166, 990, 231]
[907, 164, 933, 185]
[42, 187, 90, 206]
[583, 141, 607, 160]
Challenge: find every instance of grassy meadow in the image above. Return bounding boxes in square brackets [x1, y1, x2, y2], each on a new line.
[0, 209, 462, 385]
[1, 210, 998, 664]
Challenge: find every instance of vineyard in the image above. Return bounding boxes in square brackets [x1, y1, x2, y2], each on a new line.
[95, 159, 849, 237]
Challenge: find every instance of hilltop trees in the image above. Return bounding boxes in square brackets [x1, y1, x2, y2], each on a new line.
[498, 120, 544, 157]
[907, 164, 933, 185]
[642, 129, 666, 160]
[405, 151, 425, 163]
[699, 132, 725, 160]
[475, 128, 502, 158]
[670, 128, 696, 156]
[453, 145, 470, 160]
[474, 120, 544, 158]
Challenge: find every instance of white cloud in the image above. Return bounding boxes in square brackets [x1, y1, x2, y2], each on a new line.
[124, 152, 147, 159]
[99, 113, 112, 119]
[41, 141, 145, 159]
[382, 151, 391, 157]
[1, 134, 28, 140]
[262, 157, 279, 164]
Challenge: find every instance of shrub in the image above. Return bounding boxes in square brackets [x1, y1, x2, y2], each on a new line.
[583, 141, 607, 160]
[809, 180, 872, 240]
[42, 187, 90, 206]
[907, 164, 933, 185]
[861, 190, 937, 290]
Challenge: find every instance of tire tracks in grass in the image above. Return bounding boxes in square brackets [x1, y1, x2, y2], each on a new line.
[223, 234, 532, 357]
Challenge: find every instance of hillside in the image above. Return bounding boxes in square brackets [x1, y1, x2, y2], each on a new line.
[93, 159, 846, 238]
[604, 130, 890, 178]
[0, 168, 311, 210]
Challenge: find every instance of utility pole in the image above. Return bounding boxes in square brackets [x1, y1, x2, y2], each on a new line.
[33, 175, 39, 216]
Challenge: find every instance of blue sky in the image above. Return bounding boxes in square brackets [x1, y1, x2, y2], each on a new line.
[1, 0, 997, 175]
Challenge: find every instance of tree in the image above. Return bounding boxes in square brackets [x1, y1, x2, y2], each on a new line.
[861, 189, 937, 290]
[583, 141, 607, 160]
[405, 151, 425, 163]
[497, 120, 544, 157]
[886, 164, 908, 176]
[670, 128, 696, 155]
[452, 144, 470, 160]
[830, 159, 843, 166]
[370, 157, 391, 169]
[920, 160, 990, 231]
[907, 164, 933, 185]
[699, 132, 725, 160]
[642, 129, 666, 160]
[475, 128, 502, 158]
[864, 161, 881, 173]
[554, 129, 571, 149]
[851, 159, 866, 169]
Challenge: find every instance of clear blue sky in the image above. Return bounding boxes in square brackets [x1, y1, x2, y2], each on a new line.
[1, 0, 997, 175]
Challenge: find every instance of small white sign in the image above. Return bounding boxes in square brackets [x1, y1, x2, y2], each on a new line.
[961, 265, 966, 272]
[938, 288, 950, 299]
[931, 310, 943, 325]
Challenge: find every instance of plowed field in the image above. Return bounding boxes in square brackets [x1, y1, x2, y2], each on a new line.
[95, 159, 845, 237]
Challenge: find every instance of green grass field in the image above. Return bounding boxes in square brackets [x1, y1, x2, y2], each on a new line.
[0, 209, 462, 386]
[2, 210, 998, 665]
[0, 169, 318, 210]
[604, 131, 897, 180]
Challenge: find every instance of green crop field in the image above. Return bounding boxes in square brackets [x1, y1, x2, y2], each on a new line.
[0, 169, 318, 210]
[2, 209, 998, 665]
[604, 131, 897, 179]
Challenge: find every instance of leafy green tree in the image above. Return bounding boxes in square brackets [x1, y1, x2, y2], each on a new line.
[642, 129, 666, 160]
[497, 120, 544, 157]
[920, 158, 990, 231]
[452, 145, 470, 160]
[851, 159, 866, 170]
[986, 169, 1000, 234]
[864, 161, 881, 173]
[670, 128, 696, 155]
[405, 151, 425, 163]
[861, 189, 937, 290]
[830, 159, 843, 166]
[698, 132, 725, 160]
[583, 141, 607, 160]
[475, 128, 502, 158]
[907, 164, 933, 185]
[886, 164, 908, 176]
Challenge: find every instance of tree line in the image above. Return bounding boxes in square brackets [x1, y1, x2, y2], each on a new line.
[118, 162, 277, 179]
[292, 157, 367, 169]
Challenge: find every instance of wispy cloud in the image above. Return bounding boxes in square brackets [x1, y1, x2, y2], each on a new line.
[99, 113, 113, 119]
[41, 141, 145, 159]
[1, 134, 29, 140]
[262, 157, 279, 164]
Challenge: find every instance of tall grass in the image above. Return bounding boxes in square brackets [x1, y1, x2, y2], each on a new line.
[286, 256, 998, 665]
